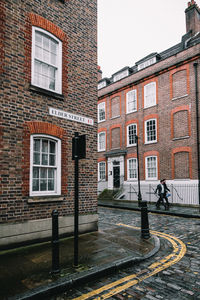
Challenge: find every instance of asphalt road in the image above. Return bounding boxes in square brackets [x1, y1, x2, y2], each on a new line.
[51, 207, 200, 300]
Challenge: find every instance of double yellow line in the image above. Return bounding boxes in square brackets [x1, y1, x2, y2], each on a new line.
[73, 224, 186, 300]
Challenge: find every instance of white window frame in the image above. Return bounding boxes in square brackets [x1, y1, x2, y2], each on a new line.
[98, 81, 107, 90]
[31, 26, 62, 94]
[98, 161, 106, 181]
[126, 89, 137, 114]
[145, 156, 158, 180]
[127, 158, 137, 180]
[145, 118, 157, 144]
[144, 82, 156, 108]
[113, 69, 129, 82]
[98, 102, 106, 123]
[127, 123, 137, 147]
[98, 132, 106, 152]
[30, 134, 61, 196]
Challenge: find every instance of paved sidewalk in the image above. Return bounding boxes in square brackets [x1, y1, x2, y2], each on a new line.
[98, 199, 200, 218]
[0, 224, 160, 300]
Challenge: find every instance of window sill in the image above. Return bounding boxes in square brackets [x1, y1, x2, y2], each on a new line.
[172, 136, 190, 141]
[98, 119, 106, 123]
[144, 141, 157, 145]
[171, 94, 188, 101]
[110, 115, 120, 120]
[127, 144, 136, 148]
[28, 195, 65, 203]
[29, 85, 64, 101]
[143, 104, 157, 110]
[126, 110, 137, 115]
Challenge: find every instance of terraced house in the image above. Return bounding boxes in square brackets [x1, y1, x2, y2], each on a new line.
[97, 1, 200, 205]
[0, 0, 98, 248]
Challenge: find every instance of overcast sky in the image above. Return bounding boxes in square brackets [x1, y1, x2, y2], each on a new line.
[98, 0, 196, 79]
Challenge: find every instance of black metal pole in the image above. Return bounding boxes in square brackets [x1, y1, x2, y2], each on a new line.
[141, 201, 150, 239]
[194, 62, 200, 211]
[136, 135, 142, 207]
[74, 132, 79, 267]
[51, 209, 60, 273]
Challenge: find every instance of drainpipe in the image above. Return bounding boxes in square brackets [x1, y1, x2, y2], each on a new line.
[193, 62, 200, 210]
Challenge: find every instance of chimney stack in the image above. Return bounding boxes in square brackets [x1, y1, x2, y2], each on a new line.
[98, 66, 102, 81]
[185, 0, 200, 36]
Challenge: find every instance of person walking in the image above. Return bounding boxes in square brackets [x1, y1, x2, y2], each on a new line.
[155, 179, 170, 210]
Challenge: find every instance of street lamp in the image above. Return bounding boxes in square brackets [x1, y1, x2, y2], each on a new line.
[135, 135, 142, 207]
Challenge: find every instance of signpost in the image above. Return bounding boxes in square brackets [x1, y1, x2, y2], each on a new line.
[72, 132, 86, 267]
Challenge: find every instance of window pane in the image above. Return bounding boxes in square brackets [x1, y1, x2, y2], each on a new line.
[48, 179, 54, 191]
[42, 154, 48, 165]
[33, 153, 40, 165]
[42, 140, 48, 153]
[49, 154, 55, 166]
[49, 78, 55, 90]
[33, 179, 39, 191]
[34, 139, 40, 152]
[43, 36, 49, 50]
[33, 167, 39, 179]
[40, 179, 47, 191]
[48, 168, 54, 178]
[51, 40, 57, 54]
[50, 53, 56, 65]
[40, 168, 47, 179]
[35, 32, 42, 45]
[50, 141, 55, 153]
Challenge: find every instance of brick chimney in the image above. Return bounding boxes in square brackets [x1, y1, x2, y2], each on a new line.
[185, 0, 200, 35]
[98, 65, 102, 81]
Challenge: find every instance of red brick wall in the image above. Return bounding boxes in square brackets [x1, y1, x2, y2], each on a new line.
[0, 0, 97, 223]
[98, 56, 200, 182]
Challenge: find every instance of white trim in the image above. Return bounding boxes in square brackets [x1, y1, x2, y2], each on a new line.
[144, 82, 156, 108]
[98, 161, 106, 181]
[31, 27, 62, 94]
[98, 131, 106, 152]
[145, 156, 158, 180]
[126, 89, 137, 114]
[127, 158, 138, 180]
[145, 118, 157, 144]
[30, 134, 61, 196]
[127, 123, 137, 147]
[98, 102, 106, 123]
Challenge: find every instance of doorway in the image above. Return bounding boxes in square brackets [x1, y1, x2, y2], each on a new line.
[113, 166, 120, 188]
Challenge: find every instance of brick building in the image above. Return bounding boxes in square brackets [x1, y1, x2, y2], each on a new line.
[97, 1, 200, 201]
[0, 0, 98, 248]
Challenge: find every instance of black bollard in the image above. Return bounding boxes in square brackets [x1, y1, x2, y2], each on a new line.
[141, 201, 150, 239]
[51, 209, 60, 273]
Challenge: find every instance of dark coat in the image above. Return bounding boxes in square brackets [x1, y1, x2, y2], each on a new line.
[155, 183, 170, 196]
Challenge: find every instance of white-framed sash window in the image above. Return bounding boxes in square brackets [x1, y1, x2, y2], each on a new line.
[127, 123, 137, 147]
[126, 89, 137, 114]
[145, 119, 157, 144]
[145, 156, 157, 180]
[98, 102, 106, 122]
[30, 135, 61, 196]
[31, 27, 62, 94]
[127, 158, 137, 180]
[98, 132, 106, 152]
[144, 82, 156, 108]
[98, 161, 106, 181]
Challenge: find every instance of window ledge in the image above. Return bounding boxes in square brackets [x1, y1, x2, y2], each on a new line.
[28, 195, 64, 203]
[29, 85, 64, 100]
[110, 115, 120, 120]
[171, 94, 188, 101]
[172, 136, 190, 141]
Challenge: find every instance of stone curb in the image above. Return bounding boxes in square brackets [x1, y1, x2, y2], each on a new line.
[98, 202, 200, 219]
[9, 236, 160, 300]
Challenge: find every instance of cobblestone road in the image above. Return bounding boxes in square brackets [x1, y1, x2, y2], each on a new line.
[52, 207, 200, 300]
